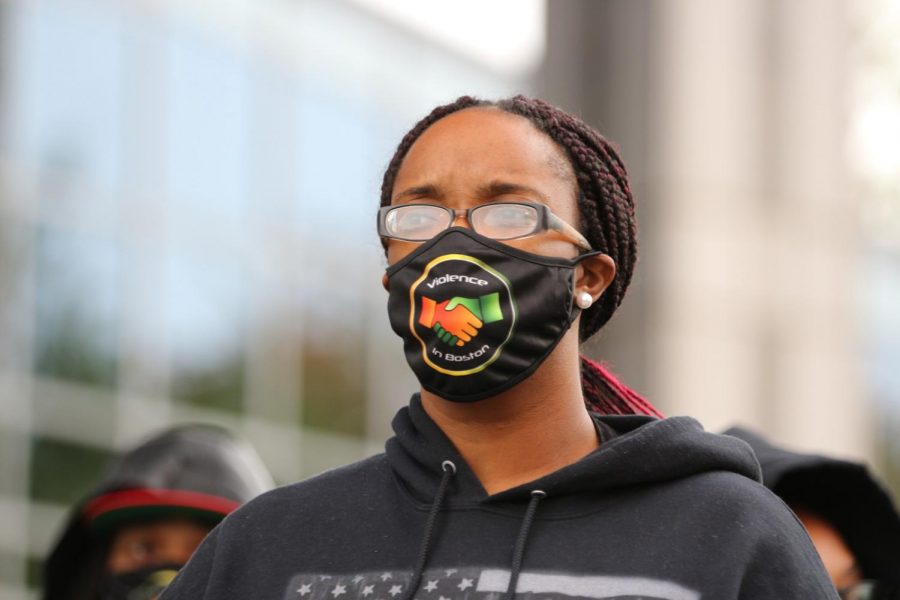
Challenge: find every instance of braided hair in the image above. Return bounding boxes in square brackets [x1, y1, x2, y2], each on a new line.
[380, 95, 662, 418]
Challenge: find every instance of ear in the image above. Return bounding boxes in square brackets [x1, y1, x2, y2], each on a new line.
[382, 273, 389, 292]
[574, 254, 616, 304]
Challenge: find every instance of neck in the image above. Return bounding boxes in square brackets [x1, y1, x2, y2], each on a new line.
[420, 331, 598, 495]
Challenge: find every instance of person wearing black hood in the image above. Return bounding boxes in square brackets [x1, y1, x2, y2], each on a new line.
[163, 96, 838, 599]
[43, 423, 273, 600]
[725, 426, 900, 599]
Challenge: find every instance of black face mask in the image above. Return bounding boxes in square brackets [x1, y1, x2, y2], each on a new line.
[386, 227, 598, 402]
[100, 564, 182, 600]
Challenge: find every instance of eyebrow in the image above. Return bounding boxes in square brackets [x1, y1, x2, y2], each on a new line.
[392, 184, 442, 202]
[476, 180, 549, 201]
[392, 180, 550, 203]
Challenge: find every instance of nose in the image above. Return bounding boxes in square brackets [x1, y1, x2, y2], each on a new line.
[450, 208, 471, 229]
[156, 538, 198, 566]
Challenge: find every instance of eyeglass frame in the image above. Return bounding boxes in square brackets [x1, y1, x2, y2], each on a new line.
[377, 201, 593, 252]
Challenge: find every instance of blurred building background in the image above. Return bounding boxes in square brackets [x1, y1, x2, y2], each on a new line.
[0, 0, 898, 597]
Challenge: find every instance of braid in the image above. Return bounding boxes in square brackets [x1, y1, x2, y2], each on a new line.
[492, 96, 637, 338]
[580, 357, 663, 418]
[380, 95, 659, 418]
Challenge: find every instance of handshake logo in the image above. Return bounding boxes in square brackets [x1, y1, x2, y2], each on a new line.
[409, 254, 516, 376]
[418, 293, 503, 347]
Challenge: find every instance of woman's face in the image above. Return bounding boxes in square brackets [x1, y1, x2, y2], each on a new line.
[386, 108, 583, 265]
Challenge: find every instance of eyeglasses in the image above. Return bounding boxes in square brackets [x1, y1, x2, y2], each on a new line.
[377, 201, 593, 251]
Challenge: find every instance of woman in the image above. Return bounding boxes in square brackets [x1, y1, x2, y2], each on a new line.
[162, 96, 838, 599]
[43, 424, 273, 600]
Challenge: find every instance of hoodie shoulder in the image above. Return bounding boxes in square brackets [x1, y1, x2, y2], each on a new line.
[229, 453, 390, 521]
[163, 453, 393, 600]
[592, 416, 763, 487]
[641, 468, 838, 598]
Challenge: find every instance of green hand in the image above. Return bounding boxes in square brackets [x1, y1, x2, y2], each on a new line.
[432, 323, 460, 346]
[446, 293, 502, 324]
[445, 296, 482, 318]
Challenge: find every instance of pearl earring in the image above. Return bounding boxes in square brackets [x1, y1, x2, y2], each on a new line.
[576, 291, 593, 309]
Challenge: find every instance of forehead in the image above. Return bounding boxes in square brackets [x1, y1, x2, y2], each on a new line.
[392, 107, 576, 200]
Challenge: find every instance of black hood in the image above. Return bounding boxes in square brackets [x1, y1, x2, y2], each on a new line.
[724, 426, 900, 582]
[43, 424, 274, 600]
[387, 395, 762, 510]
[158, 398, 840, 599]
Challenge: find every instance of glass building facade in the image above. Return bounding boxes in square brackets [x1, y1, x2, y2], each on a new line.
[0, 1, 535, 596]
[2, 1, 899, 598]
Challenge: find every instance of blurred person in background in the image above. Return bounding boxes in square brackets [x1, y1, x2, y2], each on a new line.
[725, 427, 900, 599]
[42, 424, 273, 600]
[163, 95, 837, 599]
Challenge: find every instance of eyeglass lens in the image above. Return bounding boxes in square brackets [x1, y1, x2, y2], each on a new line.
[385, 204, 540, 241]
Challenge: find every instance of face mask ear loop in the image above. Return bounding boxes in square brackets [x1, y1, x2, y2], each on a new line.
[572, 250, 607, 265]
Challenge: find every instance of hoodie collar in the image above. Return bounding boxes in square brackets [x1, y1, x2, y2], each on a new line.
[386, 395, 761, 509]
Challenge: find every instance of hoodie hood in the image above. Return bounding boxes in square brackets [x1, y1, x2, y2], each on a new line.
[158, 398, 840, 600]
[724, 426, 900, 582]
[387, 395, 761, 508]
[383, 396, 768, 600]
[43, 424, 274, 600]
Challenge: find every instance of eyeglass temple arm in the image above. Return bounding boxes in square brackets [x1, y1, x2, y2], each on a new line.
[548, 213, 593, 251]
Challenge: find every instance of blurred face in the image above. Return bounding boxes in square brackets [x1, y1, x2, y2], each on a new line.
[793, 508, 862, 589]
[387, 107, 582, 265]
[106, 518, 211, 574]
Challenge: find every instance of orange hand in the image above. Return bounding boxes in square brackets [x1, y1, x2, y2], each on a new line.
[434, 300, 483, 344]
[419, 298, 485, 345]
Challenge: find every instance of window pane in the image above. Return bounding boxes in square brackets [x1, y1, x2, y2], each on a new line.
[165, 27, 248, 217]
[167, 254, 246, 413]
[33, 227, 120, 388]
[29, 436, 115, 505]
[4, 3, 123, 193]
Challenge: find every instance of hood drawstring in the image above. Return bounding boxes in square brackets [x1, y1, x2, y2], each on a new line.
[402, 464, 545, 600]
[401, 460, 456, 600]
[504, 490, 546, 600]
